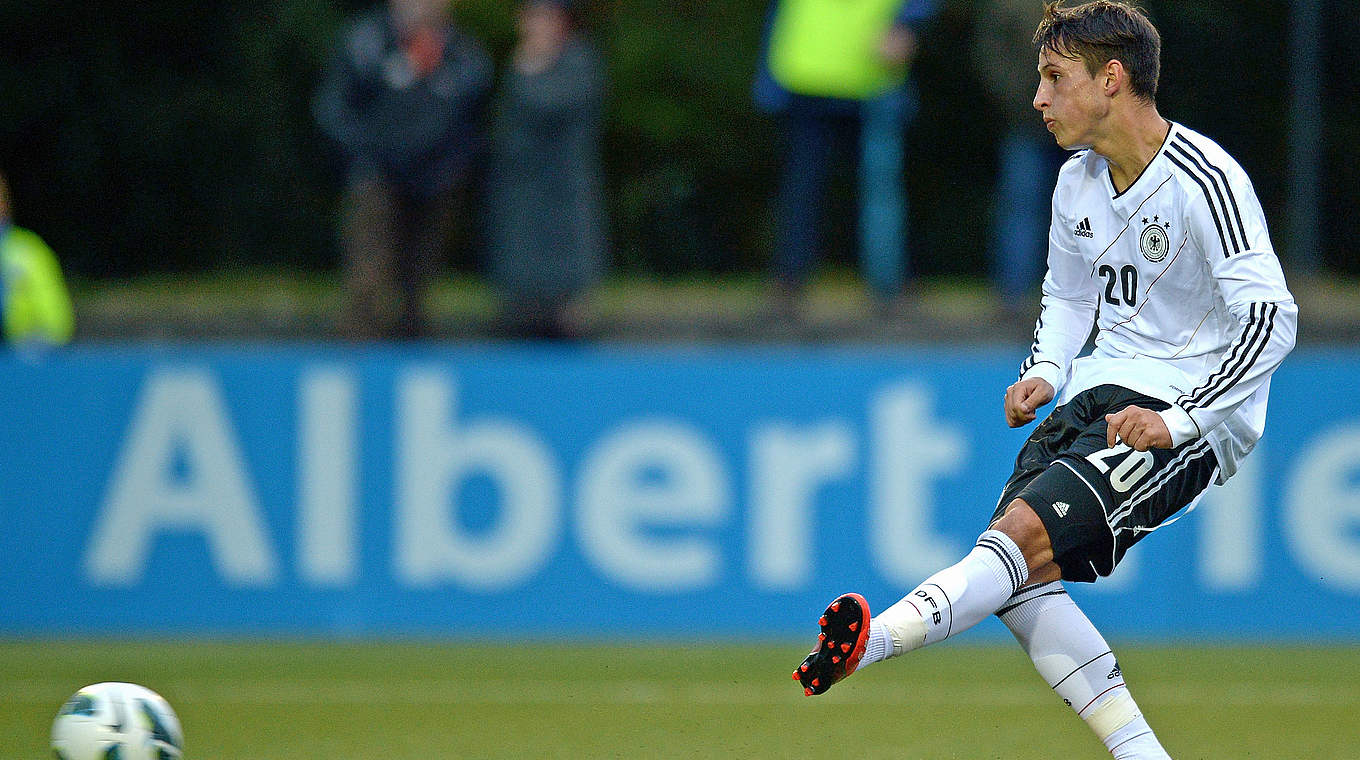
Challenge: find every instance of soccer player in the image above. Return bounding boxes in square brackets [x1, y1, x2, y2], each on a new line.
[793, 2, 1297, 758]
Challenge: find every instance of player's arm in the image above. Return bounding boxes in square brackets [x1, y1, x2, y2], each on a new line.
[1009, 183, 1097, 427]
[312, 20, 381, 159]
[1156, 171, 1298, 447]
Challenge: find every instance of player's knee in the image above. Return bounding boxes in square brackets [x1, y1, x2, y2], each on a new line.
[993, 499, 1060, 580]
[994, 499, 1050, 550]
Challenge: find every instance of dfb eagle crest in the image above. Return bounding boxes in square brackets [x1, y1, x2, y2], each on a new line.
[1139, 214, 1171, 262]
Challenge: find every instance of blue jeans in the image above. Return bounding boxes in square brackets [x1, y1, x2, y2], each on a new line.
[989, 132, 1068, 302]
[773, 89, 913, 298]
[858, 92, 908, 297]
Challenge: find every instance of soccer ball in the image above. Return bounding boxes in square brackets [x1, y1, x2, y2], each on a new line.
[51, 682, 184, 760]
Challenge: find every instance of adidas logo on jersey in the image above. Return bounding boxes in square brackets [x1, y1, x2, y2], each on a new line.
[1074, 217, 1094, 238]
[1052, 501, 1071, 518]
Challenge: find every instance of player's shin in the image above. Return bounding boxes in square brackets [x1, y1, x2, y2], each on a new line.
[998, 582, 1170, 759]
[859, 530, 1029, 667]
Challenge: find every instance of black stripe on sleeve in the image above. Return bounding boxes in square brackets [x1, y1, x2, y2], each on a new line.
[1193, 303, 1278, 409]
[1181, 302, 1277, 412]
[1169, 145, 1240, 255]
[1178, 303, 1260, 410]
[1020, 312, 1045, 380]
[1170, 138, 1243, 252]
[1167, 153, 1231, 258]
[1174, 135, 1249, 247]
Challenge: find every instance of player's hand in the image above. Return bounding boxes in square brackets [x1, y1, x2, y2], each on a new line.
[1004, 378, 1054, 428]
[1105, 406, 1173, 451]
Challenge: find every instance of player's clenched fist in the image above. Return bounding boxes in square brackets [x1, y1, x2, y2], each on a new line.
[1105, 406, 1173, 450]
[1004, 377, 1054, 428]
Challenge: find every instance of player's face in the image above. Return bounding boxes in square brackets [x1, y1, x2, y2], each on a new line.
[1033, 47, 1108, 150]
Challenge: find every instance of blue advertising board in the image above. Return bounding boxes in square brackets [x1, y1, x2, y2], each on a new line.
[1, 344, 1357, 639]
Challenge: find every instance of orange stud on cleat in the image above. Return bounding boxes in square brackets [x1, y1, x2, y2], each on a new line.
[792, 671, 800, 680]
[830, 601, 841, 612]
[819, 616, 828, 626]
[831, 655, 841, 664]
[811, 678, 820, 687]
[841, 642, 852, 653]
[805, 687, 813, 696]
[826, 640, 835, 650]
[848, 621, 859, 632]
[818, 633, 826, 642]
[800, 663, 809, 672]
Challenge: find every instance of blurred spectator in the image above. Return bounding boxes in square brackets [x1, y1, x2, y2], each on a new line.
[0, 171, 73, 347]
[971, 0, 1069, 309]
[486, 0, 607, 339]
[314, 0, 492, 339]
[755, 0, 937, 315]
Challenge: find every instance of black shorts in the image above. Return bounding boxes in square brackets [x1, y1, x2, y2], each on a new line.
[990, 384, 1219, 583]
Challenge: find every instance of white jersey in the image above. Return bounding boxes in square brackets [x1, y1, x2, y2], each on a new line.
[1019, 122, 1297, 483]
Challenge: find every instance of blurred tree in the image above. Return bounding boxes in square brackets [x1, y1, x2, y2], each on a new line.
[1144, 0, 1287, 255]
[1321, 0, 1359, 274]
[0, 0, 1352, 281]
[0, 0, 348, 277]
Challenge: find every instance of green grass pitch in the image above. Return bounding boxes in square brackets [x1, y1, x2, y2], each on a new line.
[5, 639, 1358, 759]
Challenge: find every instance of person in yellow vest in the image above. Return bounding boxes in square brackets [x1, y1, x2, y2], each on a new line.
[0, 172, 74, 346]
[754, 0, 937, 315]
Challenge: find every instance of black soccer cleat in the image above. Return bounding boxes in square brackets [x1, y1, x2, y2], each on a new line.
[792, 593, 871, 696]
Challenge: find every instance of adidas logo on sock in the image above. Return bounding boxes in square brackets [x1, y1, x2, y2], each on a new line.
[1074, 217, 1094, 238]
[1052, 501, 1071, 518]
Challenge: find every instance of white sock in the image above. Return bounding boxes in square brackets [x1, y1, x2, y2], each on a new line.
[862, 621, 893, 666]
[1107, 716, 1167, 759]
[859, 530, 1029, 668]
[998, 582, 1169, 759]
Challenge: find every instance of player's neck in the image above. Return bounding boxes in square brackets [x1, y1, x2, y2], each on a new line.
[1095, 107, 1170, 194]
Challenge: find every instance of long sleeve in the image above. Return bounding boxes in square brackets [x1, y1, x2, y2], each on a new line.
[312, 19, 380, 163]
[1019, 190, 1099, 392]
[1159, 176, 1297, 445]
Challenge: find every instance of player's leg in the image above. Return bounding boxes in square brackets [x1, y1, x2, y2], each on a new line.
[823, 390, 1091, 675]
[866, 502, 1060, 657]
[796, 502, 1060, 694]
[340, 177, 400, 338]
[991, 386, 1218, 756]
[999, 582, 1169, 759]
[795, 393, 1085, 695]
[795, 385, 1212, 704]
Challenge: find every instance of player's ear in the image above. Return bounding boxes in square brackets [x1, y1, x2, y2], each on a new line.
[1103, 59, 1123, 96]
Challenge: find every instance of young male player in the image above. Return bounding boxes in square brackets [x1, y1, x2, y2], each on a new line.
[793, 2, 1297, 757]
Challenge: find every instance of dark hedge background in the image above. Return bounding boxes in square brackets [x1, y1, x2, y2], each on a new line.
[0, 0, 1353, 280]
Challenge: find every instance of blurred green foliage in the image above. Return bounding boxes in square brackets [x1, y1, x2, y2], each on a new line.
[0, 0, 1353, 280]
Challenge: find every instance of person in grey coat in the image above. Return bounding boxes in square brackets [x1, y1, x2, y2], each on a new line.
[315, 0, 491, 339]
[486, 0, 607, 339]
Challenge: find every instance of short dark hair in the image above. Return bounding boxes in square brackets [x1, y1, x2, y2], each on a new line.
[1034, 1, 1161, 103]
